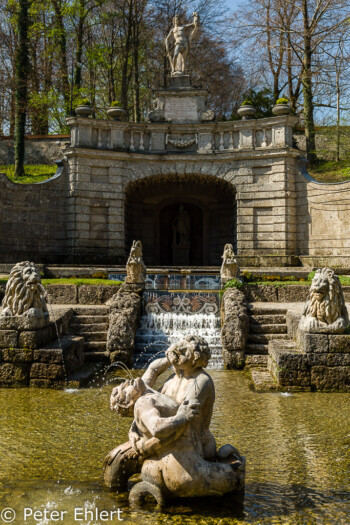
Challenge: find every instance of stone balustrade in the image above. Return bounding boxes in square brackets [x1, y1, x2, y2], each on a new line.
[67, 115, 297, 154]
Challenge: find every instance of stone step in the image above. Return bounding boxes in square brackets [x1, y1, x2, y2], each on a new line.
[249, 323, 288, 334]
[249, 314, 286, 325]
[81, 332, 107, 342]
[248, 333, 289, 344]
[250, 368, 278, 391]
[245, 355, 268, 367]
[71, 323, 109, 333]
[72, 315, 109, 324]
[245, 343, 268, 355]
[247, 305, 288, 315]
[83, 341, 107, 352]
[72, 306, 109, 315]
[85, 351, 110, 363]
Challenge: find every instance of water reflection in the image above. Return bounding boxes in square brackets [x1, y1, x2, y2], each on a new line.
[0, 370, 349, 524]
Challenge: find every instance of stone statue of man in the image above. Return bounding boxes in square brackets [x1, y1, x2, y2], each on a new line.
[165, 12, 199, 76]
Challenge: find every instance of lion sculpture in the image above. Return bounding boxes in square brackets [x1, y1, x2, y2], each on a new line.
[125, 240, 146, 285]
[298, 267, 349, 333]
[0, 261, 49, 320]
[220, 243, 239, 285]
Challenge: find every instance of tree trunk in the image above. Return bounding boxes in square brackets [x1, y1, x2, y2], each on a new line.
[74, 0, 85, 89]
[302, 0, 316, 164]
[14, 0, 30, 177]
[52, 0, 70, 115]
[121, 0, 133, 115]
[336, 69, 340, 162]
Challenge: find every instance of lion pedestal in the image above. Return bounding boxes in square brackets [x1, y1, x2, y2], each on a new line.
[267, 268, 350, 392]
[0, 261, 84, 388]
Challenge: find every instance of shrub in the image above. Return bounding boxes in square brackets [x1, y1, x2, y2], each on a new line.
[110, 100, 121, 107]
[241, 99, 253, 106]
[276, 97, 289, 105]
[224, 278, 244, 290]
[77, 98, 91, 106]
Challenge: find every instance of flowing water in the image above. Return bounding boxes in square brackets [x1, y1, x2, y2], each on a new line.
[134, 312, 224, 369]
[0, 370, 349, 524]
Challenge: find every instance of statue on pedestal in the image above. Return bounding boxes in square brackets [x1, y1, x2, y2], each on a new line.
[0, 261, 49, 329]
[298, 267, 349, 333]
[220, 244, 239, 285]
[172, 204, 190, 265]
[125, 240, 146, 285]
[165, 13, 199, 76]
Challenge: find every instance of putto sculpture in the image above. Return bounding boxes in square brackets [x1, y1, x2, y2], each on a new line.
[104, 335, 245, 506]
[125, 240, 146, 285]
[0, 261, 49, 324]
[220, 244, 239, 285]
[298, 267, 349, 333]
[165, 13, 199, 76]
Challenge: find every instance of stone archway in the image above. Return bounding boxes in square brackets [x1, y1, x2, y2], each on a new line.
[125, 174, 236, 266]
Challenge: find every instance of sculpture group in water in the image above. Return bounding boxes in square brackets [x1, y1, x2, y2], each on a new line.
[104, 334, 245, 506]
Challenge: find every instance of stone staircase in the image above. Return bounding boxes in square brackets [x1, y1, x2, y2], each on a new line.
[69, 306, 110, 362]
[245, 304, 289, 368]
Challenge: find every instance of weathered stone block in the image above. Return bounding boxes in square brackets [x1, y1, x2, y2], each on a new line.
[45, 284, 78, 304]
[310, 366, 350, 391]
[268, 340, 308, 370]
[242, 285, 278, 302]
[0, 330, 18, 348]
[30, 363, 65, 380]
[0, 362, 30, 385]
[78, 285, 106, 304]
[18, 326, 53, 349]
[286, 309, 302, 340]
[30, 379, 66, 389]
[277, 285, 309, 303]
[221, 288, 248, 369]
[33, 348, 63, 364]
[2, 348, 33, 362]
[268, 355, 310, 387]
[328, 334, 350, 354]
[298, 331, 328, 353]
[308, 353, 350, 367]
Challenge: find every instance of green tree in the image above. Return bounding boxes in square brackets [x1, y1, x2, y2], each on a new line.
[14, 0, 31, 177]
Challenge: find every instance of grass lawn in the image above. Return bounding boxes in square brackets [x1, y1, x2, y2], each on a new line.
[308, 160, 350, 183]
[0, 164, 57, 184]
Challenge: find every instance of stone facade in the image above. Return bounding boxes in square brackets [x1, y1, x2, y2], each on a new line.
[1, 85, 350, 266]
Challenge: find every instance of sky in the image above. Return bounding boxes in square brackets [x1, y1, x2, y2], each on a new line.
[224, 0, 240, 10]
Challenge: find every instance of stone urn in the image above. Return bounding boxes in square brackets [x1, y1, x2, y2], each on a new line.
[272, 104, 290, 116]
[237, 105, 256, 120]
[107, 107, 126, 121]
[75, 105, 94, 118]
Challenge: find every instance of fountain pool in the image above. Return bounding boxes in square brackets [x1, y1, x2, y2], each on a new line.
[0, 370, 348, 524]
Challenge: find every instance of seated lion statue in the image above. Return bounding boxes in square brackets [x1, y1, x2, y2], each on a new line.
[1, 261, 48, 319]
[298, 267, 349, 333]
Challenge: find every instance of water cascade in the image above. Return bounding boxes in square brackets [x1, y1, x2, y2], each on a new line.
[133, 291, 223, 369]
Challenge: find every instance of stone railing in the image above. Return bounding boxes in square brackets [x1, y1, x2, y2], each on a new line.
[67, 115, 298, 155]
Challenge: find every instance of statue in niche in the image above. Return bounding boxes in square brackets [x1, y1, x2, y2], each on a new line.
[125, 240, 146, 285]
[172, 204, 190, 248]
[298, 267, 349, 333]
[165, 13, 199, 76]
[104, 335, 245, 506]
[220, 244, 239, 285]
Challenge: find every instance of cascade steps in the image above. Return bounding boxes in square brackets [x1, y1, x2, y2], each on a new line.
[246, 304, 288, 366]
[69, 306, 109, 363]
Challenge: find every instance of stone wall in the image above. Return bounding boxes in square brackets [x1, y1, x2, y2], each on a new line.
[296, 161, 350, 262]
[0, 162, 71, 263]
[0, 135, 70, 165]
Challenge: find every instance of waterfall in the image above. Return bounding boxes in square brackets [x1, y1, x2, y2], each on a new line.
[133, 311, 224, 370]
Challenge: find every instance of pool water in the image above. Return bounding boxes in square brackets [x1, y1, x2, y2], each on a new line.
[0, 370, 349, 524]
